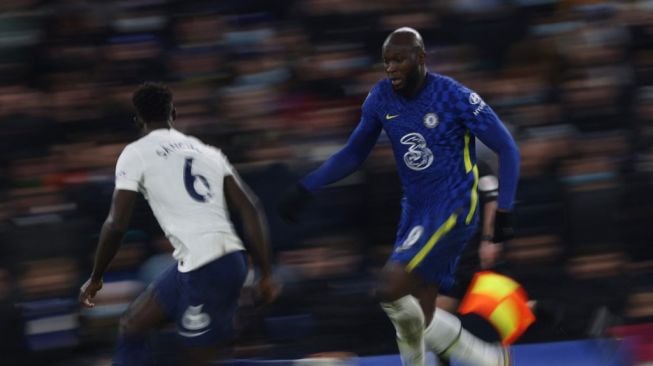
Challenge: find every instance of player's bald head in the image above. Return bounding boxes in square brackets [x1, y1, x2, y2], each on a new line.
[383, 27, 425, 53]
[382, 27, 427, 97]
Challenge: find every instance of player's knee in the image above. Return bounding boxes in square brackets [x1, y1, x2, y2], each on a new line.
[436, 295, 458, 314]
[376, 281, 406, 303]
[118, 313, 146, 339]
[376, 264, 415, 302]
[381, 296, 425, 342]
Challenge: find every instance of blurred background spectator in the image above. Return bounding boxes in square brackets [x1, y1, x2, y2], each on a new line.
[1, 0, 652, 364]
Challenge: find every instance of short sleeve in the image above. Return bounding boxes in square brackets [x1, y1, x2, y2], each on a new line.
[218, 151, 235, 177]
[207, 146, 235, 177]
[115, 145, 145, 192]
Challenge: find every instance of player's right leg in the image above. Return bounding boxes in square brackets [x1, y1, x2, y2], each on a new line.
[175, 250, 248, 366]
[376, 261, 427, 366]
[113, 284, 169, 366]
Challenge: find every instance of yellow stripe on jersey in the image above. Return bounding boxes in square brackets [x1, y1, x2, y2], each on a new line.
[466, 164, 479, 224]
[407, 213, 458, 271]
[463, 131, 472, 173]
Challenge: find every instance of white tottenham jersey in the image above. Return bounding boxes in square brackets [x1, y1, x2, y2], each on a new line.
[115, 128, 244, 272]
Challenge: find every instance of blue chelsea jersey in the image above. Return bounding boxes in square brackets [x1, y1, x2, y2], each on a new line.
[301, 72, 518, 215]
[364, 73, 497, 218]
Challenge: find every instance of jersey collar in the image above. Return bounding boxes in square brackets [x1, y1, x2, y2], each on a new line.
[148, 127, 181, 137]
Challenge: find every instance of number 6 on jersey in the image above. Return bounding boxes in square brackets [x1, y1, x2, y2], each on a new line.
[184, 157, 213, 202]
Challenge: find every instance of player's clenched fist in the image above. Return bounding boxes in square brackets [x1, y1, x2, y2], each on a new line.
[79, 278, 103, 308]
[278, 184, 313, 223]
[257, 276, 281, 304]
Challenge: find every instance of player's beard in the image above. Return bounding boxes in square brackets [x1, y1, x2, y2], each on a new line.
[397, 66, 423, 98]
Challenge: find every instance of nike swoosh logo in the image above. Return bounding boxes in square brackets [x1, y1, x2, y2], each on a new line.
[178, 329, 211, 338]
[385, 114, 400, 120]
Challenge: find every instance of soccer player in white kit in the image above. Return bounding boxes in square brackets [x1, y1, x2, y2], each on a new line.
[79, 82, 278, 365]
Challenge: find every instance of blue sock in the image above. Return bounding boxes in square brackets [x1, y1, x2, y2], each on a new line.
[112, 334, 150, 366]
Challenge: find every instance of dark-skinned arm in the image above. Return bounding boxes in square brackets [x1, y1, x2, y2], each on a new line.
[479, 199, 502, 269]
[224, 175, 271, 275]
[79, 189, 138, 307]
[224, 174, 278, 302]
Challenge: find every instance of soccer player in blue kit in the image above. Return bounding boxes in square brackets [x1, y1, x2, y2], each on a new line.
[279, 28, 519, 366]
[79, 83, 278, 366]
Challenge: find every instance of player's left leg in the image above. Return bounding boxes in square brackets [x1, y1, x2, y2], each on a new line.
[413, 266, 508, 363]
[423, 307, 510, 366]
[406, 270, 509, 366]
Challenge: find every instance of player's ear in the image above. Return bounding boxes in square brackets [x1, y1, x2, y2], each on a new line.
[171, 107, 177, 122]
[417, 49, 425, 64]
[133, 115, 145, 129]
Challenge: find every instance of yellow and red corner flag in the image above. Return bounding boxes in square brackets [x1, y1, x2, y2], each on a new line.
[458, 271, 536, 345]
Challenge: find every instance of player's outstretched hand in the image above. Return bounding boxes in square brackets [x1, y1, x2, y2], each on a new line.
[79, 278, 103, 308]
[257, 276, 281, 305]
[493, 210, 514, 243]
[278, 184, 312, 223]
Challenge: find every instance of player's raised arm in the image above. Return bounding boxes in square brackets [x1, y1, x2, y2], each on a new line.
[79, 189, 138, 307]
[278, 98, 383, 223]
[300, 113, 383, 191]
[224, 172, 278, 303]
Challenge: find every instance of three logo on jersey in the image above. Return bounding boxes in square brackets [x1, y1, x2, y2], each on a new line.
[386, 111, 440, 171]
[179, 304, 212, 338]
[384, 92, 486, 173]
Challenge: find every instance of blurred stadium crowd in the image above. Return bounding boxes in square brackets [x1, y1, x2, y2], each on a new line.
[1, 0, 653, 365]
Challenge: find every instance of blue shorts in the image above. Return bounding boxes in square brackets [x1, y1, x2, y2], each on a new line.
[152, 250, 247, 346]
[390, 203, 477, 292]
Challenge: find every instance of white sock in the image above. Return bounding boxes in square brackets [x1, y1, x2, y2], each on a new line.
[380, 296, 425, 366]
[424, 308, 507, 366]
